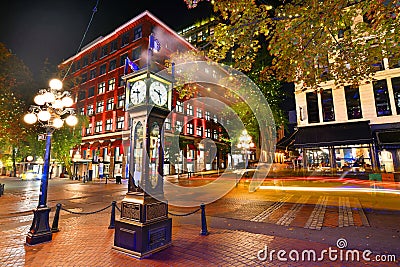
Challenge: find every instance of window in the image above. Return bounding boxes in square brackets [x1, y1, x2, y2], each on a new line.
[100, 45, 108, 58]
[117, 94, 125, 108]
[99, 64, 107, 75]
[187, 123, 193, 135]
[373, 80, 392, 116]
[108, 78, 115, 91]
[206, 128, 211, 138]
[82, 56, 88, 67]
[88, 87, 95, 98]
[90, 50, 98, 63]
[196, 126, 203, 136]
[213, 130, 218, 139]
[165, 118, 171, 130]
[76, 60, 81, 70]
[95, 121, 103, 133]
[176, 121, 183, 132]
[110, 39, 118, 52]
[105, 119, 113, 131]
[132, 46, 141, 60]
[81, 73, 88, 84]
[106, 98, 114, 110]
[391, 77, 400, 114]
[118, 76, 124, 87]
[205, 111, 210, 120]
[78, 91, 86, 101]
[98, 82, 105, 94]
[117, 116, 124, 129]
[120, 53, 128, 67]
[109, 59, 117, 71]
[306, 91, 320, 123]
[96, 101, 104, 113]
[321, 89, 335, 122]
[87, 105, 94, 116]
[133, 26, 142, 40]
[121, 32, 130, 47]
[176, 101, 183, 113]
[213, 114, 218, 123]
[90, 68, 96, 80]
[86, 123, 92, 135]
[344, 85, 363, 120]
[196, 108, 203, 118]
[186, 103, 193, 115]
[79, 107, 85, 115]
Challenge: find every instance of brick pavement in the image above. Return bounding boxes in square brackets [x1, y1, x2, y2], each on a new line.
[1, 210, 398, 266]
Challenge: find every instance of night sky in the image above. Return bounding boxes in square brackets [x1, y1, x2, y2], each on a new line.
[0, 0, 213, 79]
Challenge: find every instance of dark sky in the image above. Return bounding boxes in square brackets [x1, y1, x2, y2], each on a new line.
[0, 0, 212, 79]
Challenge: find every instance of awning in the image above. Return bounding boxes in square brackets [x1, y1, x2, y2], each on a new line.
[188, 144, 196, 150]
[295, 121, 372, 148]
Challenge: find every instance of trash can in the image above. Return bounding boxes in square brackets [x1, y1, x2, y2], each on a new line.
[88, 170, 93, 181]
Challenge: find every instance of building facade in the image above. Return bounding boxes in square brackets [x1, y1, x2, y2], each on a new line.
[295, 59, 400, 173]
[60, 11, 229, 180]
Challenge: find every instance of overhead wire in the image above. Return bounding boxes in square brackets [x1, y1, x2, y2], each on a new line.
[62, 0, 100, 81]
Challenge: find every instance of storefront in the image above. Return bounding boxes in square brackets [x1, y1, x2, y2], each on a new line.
[295, 121, 377, 172]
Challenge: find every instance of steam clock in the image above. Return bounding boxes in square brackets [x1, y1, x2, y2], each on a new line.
[113, 69, 173, 258]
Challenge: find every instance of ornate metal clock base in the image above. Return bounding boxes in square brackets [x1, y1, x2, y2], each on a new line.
[113, 192, 172, 259]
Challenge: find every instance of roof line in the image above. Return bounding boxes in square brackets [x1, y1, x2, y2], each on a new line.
[61, 10, 196, 65]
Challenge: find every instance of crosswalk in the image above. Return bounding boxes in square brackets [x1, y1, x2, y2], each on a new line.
[248, 195, 370, 230]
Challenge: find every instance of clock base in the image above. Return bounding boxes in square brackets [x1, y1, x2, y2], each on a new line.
[113, 192, 172, 258]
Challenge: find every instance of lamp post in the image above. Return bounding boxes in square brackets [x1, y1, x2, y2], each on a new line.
[24, 78, 77, 245]
[237, 129, 255, 169]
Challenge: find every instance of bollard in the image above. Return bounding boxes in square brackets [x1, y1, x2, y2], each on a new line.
[0, 184, 4, 196]
[108, 201, 116, 229]
[51, 203, 62, 233]
[200, 203, 209, 236]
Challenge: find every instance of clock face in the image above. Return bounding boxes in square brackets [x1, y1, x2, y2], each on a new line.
[130, 80, 146, 105]
[149, 81, 168, 106]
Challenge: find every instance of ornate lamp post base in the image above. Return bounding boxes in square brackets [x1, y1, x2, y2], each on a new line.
[26, 207, 52, 245]
[113, 192, 172, 259]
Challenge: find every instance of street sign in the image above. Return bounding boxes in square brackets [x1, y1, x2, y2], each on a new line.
[38, 134, 46, 141]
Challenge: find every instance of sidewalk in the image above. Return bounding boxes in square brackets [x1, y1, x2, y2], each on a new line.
[1, 210, 397, 266]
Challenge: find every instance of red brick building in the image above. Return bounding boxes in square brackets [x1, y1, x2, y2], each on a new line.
[60, 11, 228, 180]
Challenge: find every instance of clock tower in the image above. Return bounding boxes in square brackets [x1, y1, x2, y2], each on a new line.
[113, 68, 173, 258]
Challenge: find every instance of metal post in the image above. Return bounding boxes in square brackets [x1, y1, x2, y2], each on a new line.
[200, 203, 209, 236]
[26, 128, 53, 245]
[109, 201, 116, 229]
[39, 128, 52, 207]
[51, 203, 61, 233]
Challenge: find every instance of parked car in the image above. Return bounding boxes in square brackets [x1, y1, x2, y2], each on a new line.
[21, 170, 41, 180]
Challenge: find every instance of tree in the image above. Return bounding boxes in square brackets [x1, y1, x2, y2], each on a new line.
[0, 42, 34, 175]
[51, 115, 87, 177]
[193, 0, 400, 89]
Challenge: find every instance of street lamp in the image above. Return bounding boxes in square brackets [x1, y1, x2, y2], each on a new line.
[24, 78, 77, 245]
[237, 129, 255, 169]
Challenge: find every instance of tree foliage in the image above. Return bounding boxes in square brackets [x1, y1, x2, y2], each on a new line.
[194, 0, 400, 89]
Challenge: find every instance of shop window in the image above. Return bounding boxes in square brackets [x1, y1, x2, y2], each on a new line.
[373, 79, 392, 116]
[391, 77, 400, 115]
[344, 85, 363, 120]
[306, 91, 320, 123]
[321, 89, 335, 122]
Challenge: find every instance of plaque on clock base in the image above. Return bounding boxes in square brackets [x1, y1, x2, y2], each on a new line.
[113, 192, 172, 259]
